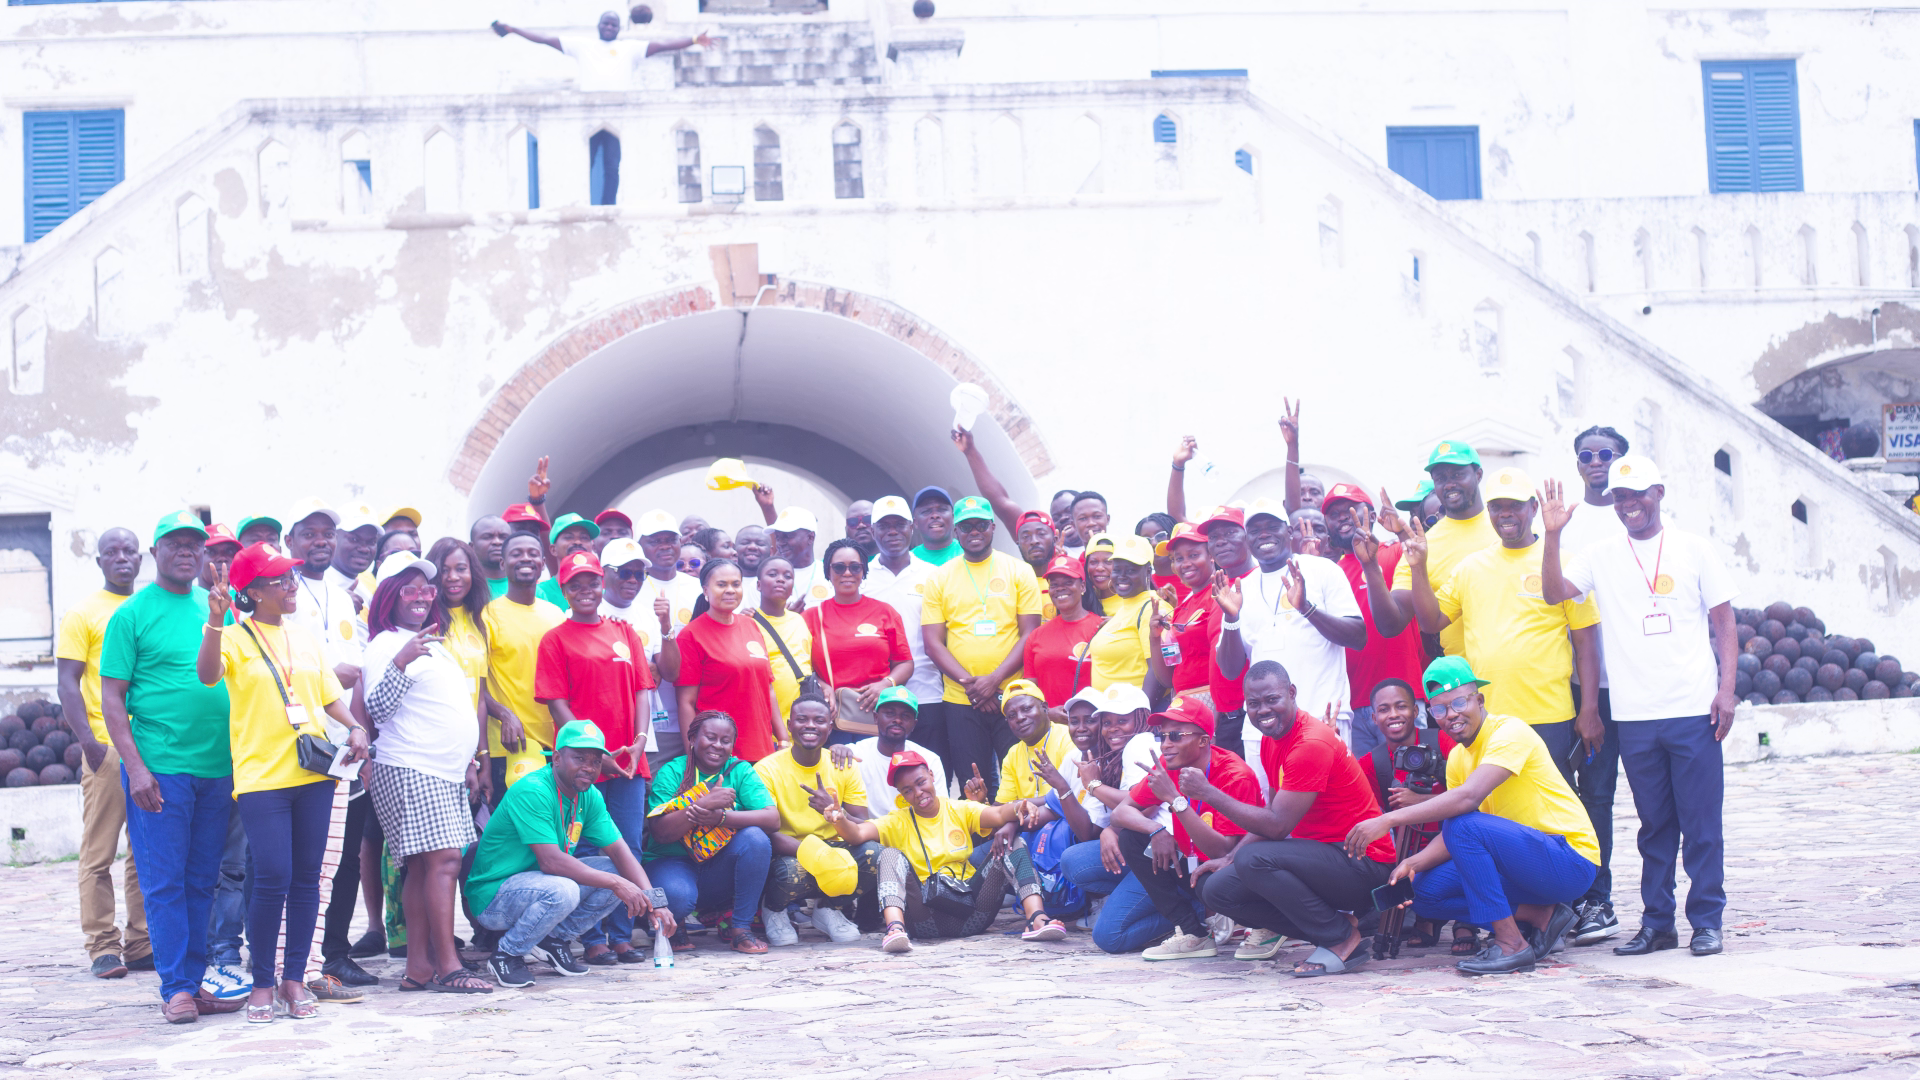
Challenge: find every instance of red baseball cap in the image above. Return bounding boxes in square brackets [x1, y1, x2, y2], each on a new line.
[1155, 521, 1208, 556]
[1195, 505, 1245, 536]
[1014, 509, 1053, 534]
[1040, 554, 1083, 580]
[556, 550, 604, 584]
[594, 508, 633, 530]
[204, 523, 242, 550]
[1148, 694, 1216, 737]
[228, 542, 302, 593]
[886, 749, 931, 787]
[1322, 484, 1373, 510]
[503, 503, 546, 525]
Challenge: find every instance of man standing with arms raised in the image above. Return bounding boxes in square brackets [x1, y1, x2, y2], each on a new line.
[1381, 442, 1498, 659]
[1541, 457, 1739, 958]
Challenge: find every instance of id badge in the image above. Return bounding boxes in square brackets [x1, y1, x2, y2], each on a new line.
[286, 704, 308, 729]
[568, 820, 584, 847]
[1186, 854, 1200, 874]
[1643, 612, 1672, 636]
[970, 619, 998, 637]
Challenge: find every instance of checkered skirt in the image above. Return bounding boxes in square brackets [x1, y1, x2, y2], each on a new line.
[365, 762, 476, 861]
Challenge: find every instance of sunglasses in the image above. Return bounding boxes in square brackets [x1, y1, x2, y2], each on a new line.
[845, 515, 872, 527]
[1422, 512, 1443, 528]
[676, 557, 703, 572]
[399, 583, 437, 599]
[1577, 448, 1618, 465]
[1428, 696, 1475, 719]
[611, 565, 646, 581]
[829, 561, 865, 576]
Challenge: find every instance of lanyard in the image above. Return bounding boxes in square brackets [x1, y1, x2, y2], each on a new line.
[239, 619, 297, 707]
[557, 785, 578, 854]
[1627, 533, 1667, 605]
[959, 556, 995, 615]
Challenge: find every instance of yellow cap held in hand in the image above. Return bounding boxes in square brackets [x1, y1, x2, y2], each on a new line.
[706, 458, 756, 492]
[797, 835, 859, 897]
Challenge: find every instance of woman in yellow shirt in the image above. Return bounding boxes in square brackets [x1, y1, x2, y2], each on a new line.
[749, 557, 812, 722]
[1084, 535, 1171, 695]
[195, 544, 368, 1023]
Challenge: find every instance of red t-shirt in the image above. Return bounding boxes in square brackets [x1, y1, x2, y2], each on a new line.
[1167, 587, 1215, 693]
[805, 596, 910, 690]
[1205, 566, 1255, 713]
[1022, 613, 1103, 706]
[1338, 544, 1428, 709]
[534, 618, 656, 780]
[674, 613, 779, 762]
[1258, 712, 1394, 862]
[1357, 729, 1457, 845]
[1129, 744, 1262, 857]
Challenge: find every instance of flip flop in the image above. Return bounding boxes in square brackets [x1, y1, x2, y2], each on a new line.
[397, 976, 430, 992]
[429, 969, 495, 994]
[1291, 944, 1369, 977]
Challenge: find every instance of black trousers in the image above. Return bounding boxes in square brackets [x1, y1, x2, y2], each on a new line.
[1200, 838, 1391, 949]
[1116, 827, 1209, 937]
[925, 700, 1011, 797]
[319, 786, 369, 964]
[1213, 709, 1248, 761]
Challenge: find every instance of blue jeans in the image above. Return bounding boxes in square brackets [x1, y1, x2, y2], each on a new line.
[1061, 837, 1174, 954]
[207, 810, 249, 966]
[475, 856, 626, 957]
[237, 781, 334, 987]
[122, 770, 233, 1000]
[1412, 812, 1597, 927]
[651, 827, 772, 925]
[1618, 714, 1724, 931]
[577, 775, 649, 948]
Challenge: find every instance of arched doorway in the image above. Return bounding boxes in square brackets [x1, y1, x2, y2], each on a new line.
[452, 281, 1053, 529]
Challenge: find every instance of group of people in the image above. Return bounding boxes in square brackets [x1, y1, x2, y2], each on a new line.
[57, 407, 1740, 1022]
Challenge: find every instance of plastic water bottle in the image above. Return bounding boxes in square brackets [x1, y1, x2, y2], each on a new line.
[653, 925, 674, 969]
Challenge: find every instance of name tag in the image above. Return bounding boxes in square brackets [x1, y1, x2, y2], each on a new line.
[1643, 612, 1672, 636]
[286, 703, 308, 729]
[970, 619, 998, 637]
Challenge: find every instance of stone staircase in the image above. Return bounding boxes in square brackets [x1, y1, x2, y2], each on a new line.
[675, 21, 881, 88]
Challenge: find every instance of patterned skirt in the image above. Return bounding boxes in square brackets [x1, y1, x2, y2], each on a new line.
[365, 763, 477, 861]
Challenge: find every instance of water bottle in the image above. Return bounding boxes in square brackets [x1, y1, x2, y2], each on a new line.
[653, 925, 674, 969]
[1160, 638, 1183, 666]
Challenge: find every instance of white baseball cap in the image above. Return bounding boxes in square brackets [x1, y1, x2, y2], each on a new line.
[1243, 497, 1287, 525]
[633, 509, 678, 537]
[1606, 455, 1664, 494]
[1099, 684, 1152, 715]
[599, 537, 649, 569]
[375, 551, 436, 585]
[772, 506, 819, 534]
[337, 502, 383, 533]
[285, 497, 341, 529]
[871, 495, 912, 524]
[1064, 686, 1107, 712]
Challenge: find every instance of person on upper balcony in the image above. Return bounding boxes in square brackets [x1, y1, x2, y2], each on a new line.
[492, 11, 712, 93]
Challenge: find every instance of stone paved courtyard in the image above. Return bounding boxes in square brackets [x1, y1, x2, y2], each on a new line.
[2, 753, 1918, 1080]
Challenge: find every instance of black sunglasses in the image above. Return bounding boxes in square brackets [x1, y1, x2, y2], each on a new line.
[611, 566, 646, 581]
[829, 561, 866, 575]
[1577, 448, 1618, 465]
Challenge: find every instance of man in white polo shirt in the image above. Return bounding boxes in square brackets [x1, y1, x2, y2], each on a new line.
[862, 496, 946, 718]
[1540, 455, 1739, 959]
[628, 510, 701, 764]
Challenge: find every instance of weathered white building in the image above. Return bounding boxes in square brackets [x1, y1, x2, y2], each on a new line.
[2, 0, 1917, 690]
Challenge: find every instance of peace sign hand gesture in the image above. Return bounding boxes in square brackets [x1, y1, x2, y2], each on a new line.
[1282, 561, 1308, 613]
[206, 564, 232, 626]
[1402, 513, 1429, 568]
[804, 778, 842, 818]
[1540, 478, 1578, 535]
[1376, 488, 1409, 540]
[1279, 398, 1301, 451]
[527, 456, 551, 502]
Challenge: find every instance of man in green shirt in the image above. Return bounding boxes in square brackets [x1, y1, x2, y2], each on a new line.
[466, 721, 672, 988]
[909, 486, 960, 565]
[99, 511, 240, 1025]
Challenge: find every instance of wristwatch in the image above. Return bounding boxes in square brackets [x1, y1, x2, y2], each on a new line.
[1170, 796, 1191, 814]
[1086, 779, 1104, 792]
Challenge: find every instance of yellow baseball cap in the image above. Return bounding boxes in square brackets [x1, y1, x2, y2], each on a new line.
[999, 678, 1045, 709]
[797, 835, 859, 897]
[706, 458, 755, 492]
[1481, 468, 1536, 503]
[1109, 534, 1155, 566]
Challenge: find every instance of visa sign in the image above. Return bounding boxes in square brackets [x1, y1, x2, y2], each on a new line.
[1886, 402, 1920, 462]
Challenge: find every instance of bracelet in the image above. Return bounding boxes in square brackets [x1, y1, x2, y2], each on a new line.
[1219, 615, 1241, 631]
[1171, 463, 1186, 472]
[203, 623, 222, 633]
[719, 808, 729, 826]
[1300, 600, 1317, 619]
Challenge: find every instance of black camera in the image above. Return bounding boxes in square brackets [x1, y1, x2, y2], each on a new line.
[1392, 742, 1445, 794]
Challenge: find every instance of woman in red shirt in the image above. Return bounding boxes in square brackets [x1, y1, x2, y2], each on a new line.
[1021, 555, 1105, 709]
[670, 560, 782, 762]
[1152, 524, 1218, 704]
[804, 540, 913, 745]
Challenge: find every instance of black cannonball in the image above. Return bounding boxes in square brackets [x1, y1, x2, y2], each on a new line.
[1772, 689, 1801, 705]
[38, 763, 72, 786]
[1835, 686, 1859, 701]
[1736, 624, 1756, 647]
[1745, 636, 1772, 659]
[1873, 658, 1902, 684]
[7, 728, 38, 753]
[1745, 692, 1771, 707]
[1736, 653, 1761, 675]
[1805, 685, 1834, 703]
[1758, 619, 1786, 642]
[1816, 663, 1846, 691]
[1863, 680, 1891, 700]
[1783, 666, 1813, 696]
[63, 742, 83, 770]
[1764, 601, 1795, 624]
[1734, 671, 1752, 697]
[1762, 653, 1792, 677]
[1752, 669, 1783, 697]
[1853, 651, 1880, 674]
[1845, 668, 1869, 693]
[24, 745, 54, 771]
[1782, 621, 1808, 641]
[1822, 648, 1850, 669]
[5, 767, 36, 788]
[1772, 636, 1801, 663]
[1794, 655, 1820, 674]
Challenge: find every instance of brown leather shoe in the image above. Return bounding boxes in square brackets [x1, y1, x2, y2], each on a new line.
[162, 991, 199, 1024]
[194, 989, 245, 1015]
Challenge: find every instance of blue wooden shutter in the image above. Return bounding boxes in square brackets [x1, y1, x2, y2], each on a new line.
[1385, 127, 1480, 200]
[1153, 114, 1177, 144]
[1234, 149, 1253, 174]
[526, 132, 540, 210]
[24, 109, 124, 241]
[1702, 60, 1801, 193]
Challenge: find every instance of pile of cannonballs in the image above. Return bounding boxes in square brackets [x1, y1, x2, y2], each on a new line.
[1, 700, 79, 788]
[1735, 602, 1918, 707]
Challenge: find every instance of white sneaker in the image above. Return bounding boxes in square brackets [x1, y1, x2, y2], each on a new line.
[1142, 929, 1217, 961]
[761, 905, 799, 947]
[201, 963, 250, 1000]
[812, 906, 861, 943]
[789, 904, 814, 929]
[1233, 929, 1285, 961]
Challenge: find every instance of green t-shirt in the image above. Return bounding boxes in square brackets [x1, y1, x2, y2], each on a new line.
[643, 755, 773, 862]
[483, 577, 509, 602]
[99, 584, 232, 778]
[465, 765, 622, 917]
[910, 541, 961, 567]
[536, 577, 566, 610]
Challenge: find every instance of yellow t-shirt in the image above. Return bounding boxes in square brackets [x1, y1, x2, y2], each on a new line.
[483, 595, 565, 756]
[214, 619, 345, 797]
[996, 722, 1076, 803]
[921, 551, 1043, 705]
[1435, 541, 1600, 725]
[55, 589, 130, 743]
[754, 608, 813, 724]
[1086, 590, 1155, 691]
[874, 798, 988, 882]
[1446, 712, 1600, 864]
[1393, 509, 1499, 656]
[444, 606, 488, 708]
[754, 749, 870, 842]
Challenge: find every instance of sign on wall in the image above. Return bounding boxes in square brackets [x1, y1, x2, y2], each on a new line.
[1886, 403, 1920, 462]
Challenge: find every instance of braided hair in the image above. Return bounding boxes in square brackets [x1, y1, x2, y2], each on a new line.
[676, 710, 738, 796]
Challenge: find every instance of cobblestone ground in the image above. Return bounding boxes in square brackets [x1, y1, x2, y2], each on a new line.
[2, 753, 1918, 1080]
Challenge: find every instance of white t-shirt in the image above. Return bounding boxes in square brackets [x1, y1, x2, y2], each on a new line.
[1062, 730, 1164, 829]
[290, 573, 364, 672]
[362, 629, 476, 785]
[1233, 556, 1364, 722]
[1564, 527, 1736, 721]
[863, 558, 945, 705]
[1556, 498, 1628, 690]
[560, 36, 647, 92]
[617, 573, 702, 751]
[851, 737, 947, 809]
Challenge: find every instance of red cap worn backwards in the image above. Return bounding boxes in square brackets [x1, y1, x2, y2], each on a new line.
[1014, 509, 1054, 534]
[204, 523, 242, 550]
[1321, 484, 1374, 510]
[886, 750, 931, 787]
[228, 542, 302, 593]
[1148, 694, 1216, 737]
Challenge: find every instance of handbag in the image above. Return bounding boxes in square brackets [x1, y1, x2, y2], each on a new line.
[909, 809, 981, 919]
[814, 605, 880, 736]
[647, 775, 735, 862]
[241, 621, 337, 778]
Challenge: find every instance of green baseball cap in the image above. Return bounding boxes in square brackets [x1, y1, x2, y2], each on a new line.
[1425, 440, 1482, 470]
[235, 514, 281, 539]
[1393, 479, 1435, 512]
[953, 496, 994, 524]
[152, 510, 209, 546]
[548, 512, 600, 546]
[1423, 656, 1490, 697]
[554, 720, 607, 752]
[876, 686, 920, 714]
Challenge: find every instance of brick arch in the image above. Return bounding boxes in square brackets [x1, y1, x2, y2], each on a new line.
[448, 280, 1055, 495]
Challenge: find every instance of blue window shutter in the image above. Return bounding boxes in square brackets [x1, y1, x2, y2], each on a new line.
[1702, 60, 1800, 193]
[1234, 149, 1253, 174]
[1386, 127, 1480, 200]
[23, 108, 123, 242]
[1153, 114, 1176, 144]
[527, 132, 540, 210]
[353, 160, 372, 189]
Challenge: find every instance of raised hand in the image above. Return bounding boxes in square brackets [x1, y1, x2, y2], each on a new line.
[206, 564, 232, 625]
[528, 455, 551, 502]
[1351, 526, 1380, 568]
[393, 629, 444, 671]
[1376, 488, 1409, 540]
[1282, 562, 1307, 613]
[1145, 750, 1178, 803]
[804, 778, 842, 816]
[1177, 765, 1212, 801]
[963, 764, 989, 804]
[1211, 569, 1244, 619]
[951, 428, 975, 455]
[1074, 753, 1102, 788]
[1279, 398, 1301, 450]
[1031, 753, 1070, 795]
[1173, 435, 1198, 467]
[1402, 513, 1429, 568]
[653, 593, 673, 634]
[752, 483, 776, 515]
[1539, 478, 1578, 535]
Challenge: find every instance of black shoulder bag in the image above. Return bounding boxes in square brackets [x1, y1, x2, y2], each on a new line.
[750, 609, 823, 700]
[910, 810, 981, 919]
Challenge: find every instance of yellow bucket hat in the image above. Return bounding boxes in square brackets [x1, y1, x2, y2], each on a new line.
[797, 834, 859, 897]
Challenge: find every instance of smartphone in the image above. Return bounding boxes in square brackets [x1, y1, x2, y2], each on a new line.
[1371, 879, 1416, 912]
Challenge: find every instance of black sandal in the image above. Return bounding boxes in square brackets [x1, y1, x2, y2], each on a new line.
[1451, 924, 1481, 956]
[397, 975, 430, 992]
[429, 969, 494, 994]
[1404, 920, 1440, 948]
